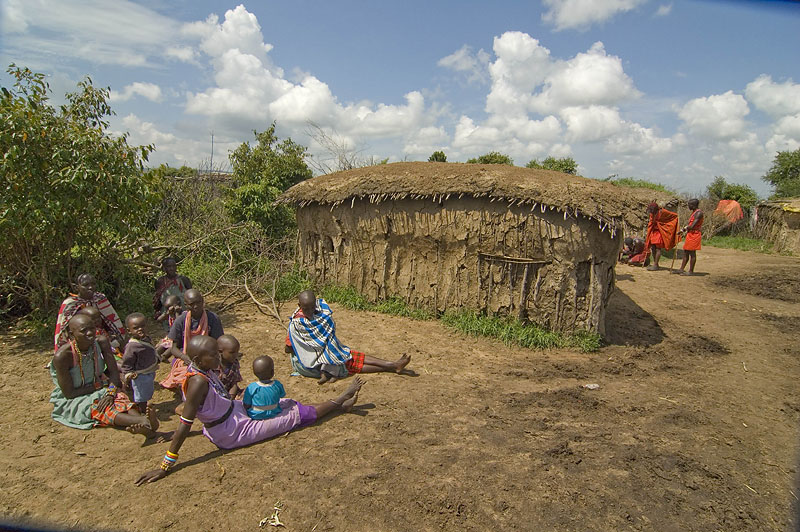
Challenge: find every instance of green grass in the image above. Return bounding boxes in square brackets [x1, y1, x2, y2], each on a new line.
[705, 235, 774, 253]
[440, 309, 602, 353]
[275, 268, 313, 301]
[610, 177, 672, 193]
[319, 283, 602, 351]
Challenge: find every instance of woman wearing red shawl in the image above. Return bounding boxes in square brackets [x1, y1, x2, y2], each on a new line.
[644, 202, 679, 271]
[54, 273, 125, 354]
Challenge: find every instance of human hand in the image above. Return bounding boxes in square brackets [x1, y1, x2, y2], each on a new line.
[135, 469, 168, 485]
[95, 393, 114, 412]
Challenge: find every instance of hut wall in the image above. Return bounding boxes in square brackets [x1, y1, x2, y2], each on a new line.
[754, 203, 800, 255]
[297, 197, 620, 334]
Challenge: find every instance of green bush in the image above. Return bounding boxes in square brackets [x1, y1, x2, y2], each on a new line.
[610, 177, 671, 193]
[763, 148, 800, 199]
[526, 156, 578, 175]
[706, 176, 759, 211]
[466, 151, 513, 165]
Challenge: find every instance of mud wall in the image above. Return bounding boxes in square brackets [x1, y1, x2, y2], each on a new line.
[754, 204, 800, 255]
[296, 197, 621, 334]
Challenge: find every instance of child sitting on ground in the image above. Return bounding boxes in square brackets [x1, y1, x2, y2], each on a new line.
[155, 294, 182, 332]
[242, 355, 286, 420]
[121, 313, 160, 413]
[216, 334, 244, 399]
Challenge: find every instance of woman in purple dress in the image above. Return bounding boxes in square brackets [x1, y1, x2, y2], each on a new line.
[136, 335, 362, 483]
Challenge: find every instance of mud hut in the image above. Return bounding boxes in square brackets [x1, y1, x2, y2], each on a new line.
[278, 162, 666, 334]
[754, 198, 800, 255]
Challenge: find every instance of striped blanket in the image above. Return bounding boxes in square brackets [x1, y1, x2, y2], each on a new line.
[54, 293, 125, 353]
[287, 298, 352, 369]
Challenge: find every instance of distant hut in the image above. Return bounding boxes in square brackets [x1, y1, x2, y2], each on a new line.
[278, 162, 665, 335]
[753, 198, 800, 255]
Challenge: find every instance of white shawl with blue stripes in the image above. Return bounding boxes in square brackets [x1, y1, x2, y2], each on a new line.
[287, 299, 352, 369]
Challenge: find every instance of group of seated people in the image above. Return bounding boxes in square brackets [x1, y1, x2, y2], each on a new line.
[49, 258, 412, 483]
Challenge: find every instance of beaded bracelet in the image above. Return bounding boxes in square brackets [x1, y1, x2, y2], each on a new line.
[160, 451, 179, 471]
[106, 383, 116, 397]
[178, 416, 194, 427]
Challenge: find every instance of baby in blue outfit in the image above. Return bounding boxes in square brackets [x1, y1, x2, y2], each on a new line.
[243, 355, 286, 420]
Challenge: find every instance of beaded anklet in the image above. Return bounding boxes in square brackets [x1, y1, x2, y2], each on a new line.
[161, 451, 178, 471]
[179, 416, 193, 427]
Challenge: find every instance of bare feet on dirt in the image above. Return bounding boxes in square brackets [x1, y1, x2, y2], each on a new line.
[394, 354, 411, 374]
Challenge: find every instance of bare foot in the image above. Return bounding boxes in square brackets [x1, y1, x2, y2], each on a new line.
[174, 402, 185, 416]
[333, 376, 363, 404]
[126, 423, 156, 439]
[154, 431, 174, 443]
[339, 389, 360, 413]
[146, 406, 160, 432]
[393, 354, 411, 374]
[318, 372, 331, 385]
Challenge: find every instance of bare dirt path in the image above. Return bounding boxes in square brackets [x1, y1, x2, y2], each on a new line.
[0, 246, 798, 531]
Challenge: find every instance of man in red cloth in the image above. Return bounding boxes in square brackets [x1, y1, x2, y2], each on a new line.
[676, 198, 704, 275]
[644, 202, 679, 271]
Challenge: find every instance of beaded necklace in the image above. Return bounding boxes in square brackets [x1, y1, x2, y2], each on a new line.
[187, 362, 230, 399]
[68, 338, 101, 388]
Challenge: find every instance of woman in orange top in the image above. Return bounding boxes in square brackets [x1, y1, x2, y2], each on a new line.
[677, 198, 703, 275]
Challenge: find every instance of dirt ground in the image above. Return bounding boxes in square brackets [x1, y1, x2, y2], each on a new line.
[1, 246, 799, 531]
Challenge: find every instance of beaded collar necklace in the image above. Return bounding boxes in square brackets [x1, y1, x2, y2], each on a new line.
[187, 362, 230, 399]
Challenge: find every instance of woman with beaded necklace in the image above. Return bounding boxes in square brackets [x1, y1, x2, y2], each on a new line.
[135, 335, 363, 483]
[50, 313, 165, 439]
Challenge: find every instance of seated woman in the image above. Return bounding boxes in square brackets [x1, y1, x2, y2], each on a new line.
[54, 273, 126, 354]
[136, 336, 363, 484]
[50, 314, 163, 439]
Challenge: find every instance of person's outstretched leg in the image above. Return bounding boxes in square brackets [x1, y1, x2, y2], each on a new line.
[310, 377, 364, 418]
[358, 354, 411, 374]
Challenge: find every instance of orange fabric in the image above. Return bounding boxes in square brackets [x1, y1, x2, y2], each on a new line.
[713, 200, 744, 223]
[645, 209, 679, 251]
[684, 210, 703, 251]
[160, 359, 188, 389]
[90, 391, 135, 426]
[346, 351, 366, 374]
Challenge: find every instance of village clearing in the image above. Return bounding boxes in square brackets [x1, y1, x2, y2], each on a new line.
[0, 246, 798, 531]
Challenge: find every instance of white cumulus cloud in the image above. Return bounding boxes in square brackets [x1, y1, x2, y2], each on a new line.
[542, 0, 647, 31]
[655, 4, 672, 17]
[678, 91, 750, 139]
[438, 45, 491, 84]
[744, 75, 800, 119]
[110, 82, 164, 103]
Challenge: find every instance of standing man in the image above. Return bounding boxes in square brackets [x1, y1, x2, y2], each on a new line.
[153, 257, 192, 321]
[644, 202, 679, 271]
[676, 198, 704, 276]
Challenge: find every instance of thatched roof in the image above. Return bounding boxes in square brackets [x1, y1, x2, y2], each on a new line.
[278, 162, 675, 234]
[758, 198, 800, 213]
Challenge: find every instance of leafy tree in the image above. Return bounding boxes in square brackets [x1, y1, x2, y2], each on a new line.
[466, 151, 513, 165]
[706, 176, 759, 211]
[526, 156, 578, 175]
[763, 148, 800, 199]
[226, 123, 312, 239]
[428, 150, 447, 162]
[0, 65, 156, 314]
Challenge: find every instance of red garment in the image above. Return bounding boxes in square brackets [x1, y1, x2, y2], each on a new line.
[684, 209, 703, 251]
[713, 200, 743, 223]
[645, 209, 679, 250]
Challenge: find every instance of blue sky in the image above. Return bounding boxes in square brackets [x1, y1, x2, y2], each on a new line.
[2, 0, 799, 196]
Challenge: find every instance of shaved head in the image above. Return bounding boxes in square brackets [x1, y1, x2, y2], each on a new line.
[184, 289, 202, 303]
[252, 355, 274, 381]
[298, 290, 315, 306]
[217, 334, 240, 352]
[68, 313, 93, 332]
[187, 335, 217, 360]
